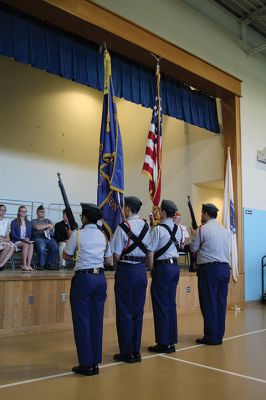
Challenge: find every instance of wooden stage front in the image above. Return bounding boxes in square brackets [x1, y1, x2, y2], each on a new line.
[0, 269, 244, 336]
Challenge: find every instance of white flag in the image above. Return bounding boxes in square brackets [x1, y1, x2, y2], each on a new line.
[222, 148, 238, 282]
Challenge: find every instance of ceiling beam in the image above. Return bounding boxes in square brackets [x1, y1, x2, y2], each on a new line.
[246, 42, 266, 55]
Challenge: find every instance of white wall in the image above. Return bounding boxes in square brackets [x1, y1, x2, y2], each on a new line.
[94, 0, 266, 211]
[0, 56, 223, 224]
[193, 185, 224, 225]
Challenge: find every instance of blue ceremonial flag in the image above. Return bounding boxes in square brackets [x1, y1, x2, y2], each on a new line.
[97, 49, 124, 238]
[222, 147, 238, 282]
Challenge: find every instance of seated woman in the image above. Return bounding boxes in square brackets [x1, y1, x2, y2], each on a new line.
[0, 204, 15, 271]
[10, 206, 34, 271]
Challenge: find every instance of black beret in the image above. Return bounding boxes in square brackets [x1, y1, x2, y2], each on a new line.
[37, 205, 45, 211]
[161, 199, 178, 213]
[202, 203, 219, 213]
[80, 203, 102, 220]
[124, 196, 142, 209]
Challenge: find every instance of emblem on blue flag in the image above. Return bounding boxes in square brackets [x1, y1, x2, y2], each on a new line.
[97, 49, 124, 238]
[230, 199, 236, 234]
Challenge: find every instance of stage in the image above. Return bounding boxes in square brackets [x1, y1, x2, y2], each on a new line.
[0, 269, 244, 336]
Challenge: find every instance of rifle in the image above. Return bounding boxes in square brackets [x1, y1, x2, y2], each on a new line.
[187, 195, 198, 230]
[57, 173, 78, 230]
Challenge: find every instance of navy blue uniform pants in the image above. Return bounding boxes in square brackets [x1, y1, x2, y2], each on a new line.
[151, 263, 180, 345]
[115, 262, 147, 354]
[198, 262, 230, 344]
[70, 273, 107, 366]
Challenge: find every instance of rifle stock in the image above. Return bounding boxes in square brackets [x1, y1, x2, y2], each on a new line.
[187, 195, 198, 230]
[57, 173, 78, 230]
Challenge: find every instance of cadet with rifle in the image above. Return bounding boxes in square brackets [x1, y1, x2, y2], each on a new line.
[57, 175, 112, 376]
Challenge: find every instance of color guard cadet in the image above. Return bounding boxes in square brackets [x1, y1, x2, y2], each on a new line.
[147, 200, 182, 353]
[190, 203, 230, 345]
[111, 196, 150, 363]
[63, 203, 112, 376]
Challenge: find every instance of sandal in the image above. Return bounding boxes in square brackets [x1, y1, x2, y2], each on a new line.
[21, 266, 30, 271]
[27, 266, 34, 271]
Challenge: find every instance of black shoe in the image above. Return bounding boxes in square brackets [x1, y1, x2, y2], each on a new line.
[168, 344, 176, 353]
[195, 337, 207, 344]
[134, 352, 142, 362]
[93, 364, 99, 375]
[72, 365, 94, 376]
[189, 266, 197, 272]
[196, 337, 222, 345]
[113, 353, 136, 363]
[45, 264, 59, 270]
[148, 344, 175, 354]
[36, 266, 45, 270]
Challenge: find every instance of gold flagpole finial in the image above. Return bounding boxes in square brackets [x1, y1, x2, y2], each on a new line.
[150, 53, 162, 71]
[99, 41, 111, 53]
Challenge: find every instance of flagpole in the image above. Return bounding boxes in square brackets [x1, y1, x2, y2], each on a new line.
[228, 280, 242, 311]
[223, 146, 242, 312]
[148, 54, 162, 225]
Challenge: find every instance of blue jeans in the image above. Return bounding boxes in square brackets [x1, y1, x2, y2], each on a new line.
[34, 237, 58, 267]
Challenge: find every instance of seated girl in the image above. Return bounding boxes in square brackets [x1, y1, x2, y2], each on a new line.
[0, 204, 15, 270]
[10, 206, 34, 271]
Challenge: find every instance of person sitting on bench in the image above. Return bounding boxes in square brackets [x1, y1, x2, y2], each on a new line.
[10, 205, 34, 271]
[32, 205, 58, 270]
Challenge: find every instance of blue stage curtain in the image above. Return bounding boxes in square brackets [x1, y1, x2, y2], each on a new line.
[0, 3, 219, 133]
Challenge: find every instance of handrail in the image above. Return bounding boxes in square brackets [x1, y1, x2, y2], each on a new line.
[48, 203, 81, 222]
[0, 198, 43, 219]
[0, 198, 80, 223]
[262, 255, 266, 300]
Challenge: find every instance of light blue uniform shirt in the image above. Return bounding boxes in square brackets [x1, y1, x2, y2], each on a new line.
[111, 215, 151, 264]
[190, 219, 230, 264]
[64, 224, 111, 271]
[147, 218, 182, 260]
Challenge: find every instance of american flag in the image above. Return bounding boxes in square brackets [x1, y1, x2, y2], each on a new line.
[142, 66, 162, 206]
[222, 147, 238, 282]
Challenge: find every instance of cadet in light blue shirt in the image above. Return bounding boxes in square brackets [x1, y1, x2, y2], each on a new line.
[190, 216, 229, 265]
[190, 203, 230, 346]
[147, 199, 181, 354]
[64, 203, 112, 377]
[111, 196, 150, 363]
[65, 223, 112, 270]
